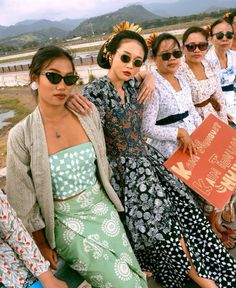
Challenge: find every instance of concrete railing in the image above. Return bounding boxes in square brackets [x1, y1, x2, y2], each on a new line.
[0, 60, 154, 87]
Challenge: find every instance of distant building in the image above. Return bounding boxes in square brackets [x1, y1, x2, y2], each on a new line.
[66, 36, 82, 42]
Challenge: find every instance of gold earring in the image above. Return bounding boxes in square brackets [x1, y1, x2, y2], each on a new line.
[109, 54, 112, 66]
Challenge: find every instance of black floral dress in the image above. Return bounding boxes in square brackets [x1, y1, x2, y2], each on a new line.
[82, 76, 236, 288]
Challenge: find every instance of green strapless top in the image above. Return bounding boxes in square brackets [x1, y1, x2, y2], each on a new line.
[49, 142, 97, 200]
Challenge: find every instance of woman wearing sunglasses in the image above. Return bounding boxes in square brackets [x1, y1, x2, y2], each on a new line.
[0, 189, 67, 288]
[205, 19, 236, 127]
[69, 23, 236, 288]
[179, 26, 236, 249]
[6, 45, 149, 288]
[180, 26, 227, 123]
[224, 11, 236, 60]
[142, 32, 202, 159]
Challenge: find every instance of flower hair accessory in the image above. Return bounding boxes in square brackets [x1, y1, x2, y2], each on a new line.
[223, 12, 231, 20]
[113, 21, 142, 34]
[146, 32, 158, 49]
[204, 24, 211, 34]
[102, 20, 143, 59]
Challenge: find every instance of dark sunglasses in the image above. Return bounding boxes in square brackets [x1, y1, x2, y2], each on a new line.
[41, 72, 79, 86]
[185, 42, 208, 52]
[157, 50, 183, 61]
[119, 54, 143, 67]
[213, 31, 234, 40]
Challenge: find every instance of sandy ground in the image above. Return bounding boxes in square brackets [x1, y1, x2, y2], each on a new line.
[0, 86, 36, 164]
[0, 86, 36, 188]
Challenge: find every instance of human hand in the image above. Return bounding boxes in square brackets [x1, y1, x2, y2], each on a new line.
[66, 92, 93, 115]
[177, 128, 197, 157]
[137, 73, 155, 104]
[38, 244, 58, 270]
[38, 271, 68, 288]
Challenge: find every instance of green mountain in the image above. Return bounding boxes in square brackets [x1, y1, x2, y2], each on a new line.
[0, 18, 85, 40]
[0, 27, 67, 48]
[70, 5, 159, 37]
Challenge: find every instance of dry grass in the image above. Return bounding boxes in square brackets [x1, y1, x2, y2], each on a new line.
[0, 86, 36, 167]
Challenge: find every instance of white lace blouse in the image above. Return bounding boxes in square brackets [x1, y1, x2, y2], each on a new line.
[206, 47, 236, 123]
[178, 59, 228, 123]
[142, 69, 202, 158]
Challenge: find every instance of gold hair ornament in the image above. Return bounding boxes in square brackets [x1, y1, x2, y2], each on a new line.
[223, 12, 231, 20]
[204, 24, 211, 34]
[102, 20, 142, 59]
[146, 32, 158, 49]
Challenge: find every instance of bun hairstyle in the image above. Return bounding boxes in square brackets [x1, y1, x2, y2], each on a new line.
[182, 26, 209, 45]
[146, 32, 181, 58]
[97, 21, 148, 69]
[223, 11, 236, 25]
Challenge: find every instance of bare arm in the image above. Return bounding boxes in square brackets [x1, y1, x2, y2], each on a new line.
[32, 229, 58, 270]
[136, 71, 155, 104]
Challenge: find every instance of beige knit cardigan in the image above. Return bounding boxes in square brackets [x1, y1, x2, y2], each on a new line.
[6, 106, 124, 249]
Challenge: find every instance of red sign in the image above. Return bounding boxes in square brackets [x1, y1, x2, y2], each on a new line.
[164, 114, 236, 209]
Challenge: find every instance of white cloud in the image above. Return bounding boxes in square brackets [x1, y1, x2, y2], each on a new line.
[0, 0, 140, 26]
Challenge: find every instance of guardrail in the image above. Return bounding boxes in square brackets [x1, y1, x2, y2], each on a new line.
[0, 55, 98, 74]
[0, 58, 154, 87]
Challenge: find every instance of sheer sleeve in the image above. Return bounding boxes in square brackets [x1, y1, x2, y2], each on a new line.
[209, 61, 228, 123]
[142, 88, 178, 142]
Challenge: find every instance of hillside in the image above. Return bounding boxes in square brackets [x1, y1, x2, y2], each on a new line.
[0, 18, 84, 40]
[0, 27, 67, 48]
[144, 0, 236, 17]
[70, 5, 158, 37]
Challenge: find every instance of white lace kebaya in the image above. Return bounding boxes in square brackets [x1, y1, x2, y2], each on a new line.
[142, 69, 202, 158]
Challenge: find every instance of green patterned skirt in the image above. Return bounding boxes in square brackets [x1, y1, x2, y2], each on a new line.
[54, 182, 148, 288]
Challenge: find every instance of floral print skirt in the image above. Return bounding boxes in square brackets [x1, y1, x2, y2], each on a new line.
[54, 181, 148, 288]
[0, 273, 40, 288]
[110, 144, 236, 288]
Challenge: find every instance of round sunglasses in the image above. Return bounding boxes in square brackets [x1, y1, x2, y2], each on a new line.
[184, 42, 208, 52]
[116, 51, 143, 67]
[157, 50, 183, 61]
[212, 31, 233, 40]
[41, 72, 79, 86]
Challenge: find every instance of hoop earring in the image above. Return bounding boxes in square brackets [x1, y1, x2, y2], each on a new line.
[30, 81, 38, 90]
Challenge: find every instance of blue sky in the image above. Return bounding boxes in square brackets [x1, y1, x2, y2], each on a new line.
[0, 0, 176, 26]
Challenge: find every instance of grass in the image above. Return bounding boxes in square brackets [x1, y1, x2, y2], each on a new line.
[0, 91, 33, 168]
[0, 97, 30, 124]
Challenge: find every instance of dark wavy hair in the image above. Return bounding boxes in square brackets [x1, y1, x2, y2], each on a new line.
[97, 30, 148, 69]
[150, 33, 181, 57]
[224, 11, 236, 25]
[182, 26, 209, 45]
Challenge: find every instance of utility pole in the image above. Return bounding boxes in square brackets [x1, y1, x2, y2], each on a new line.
[90, 23, 94, 36]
